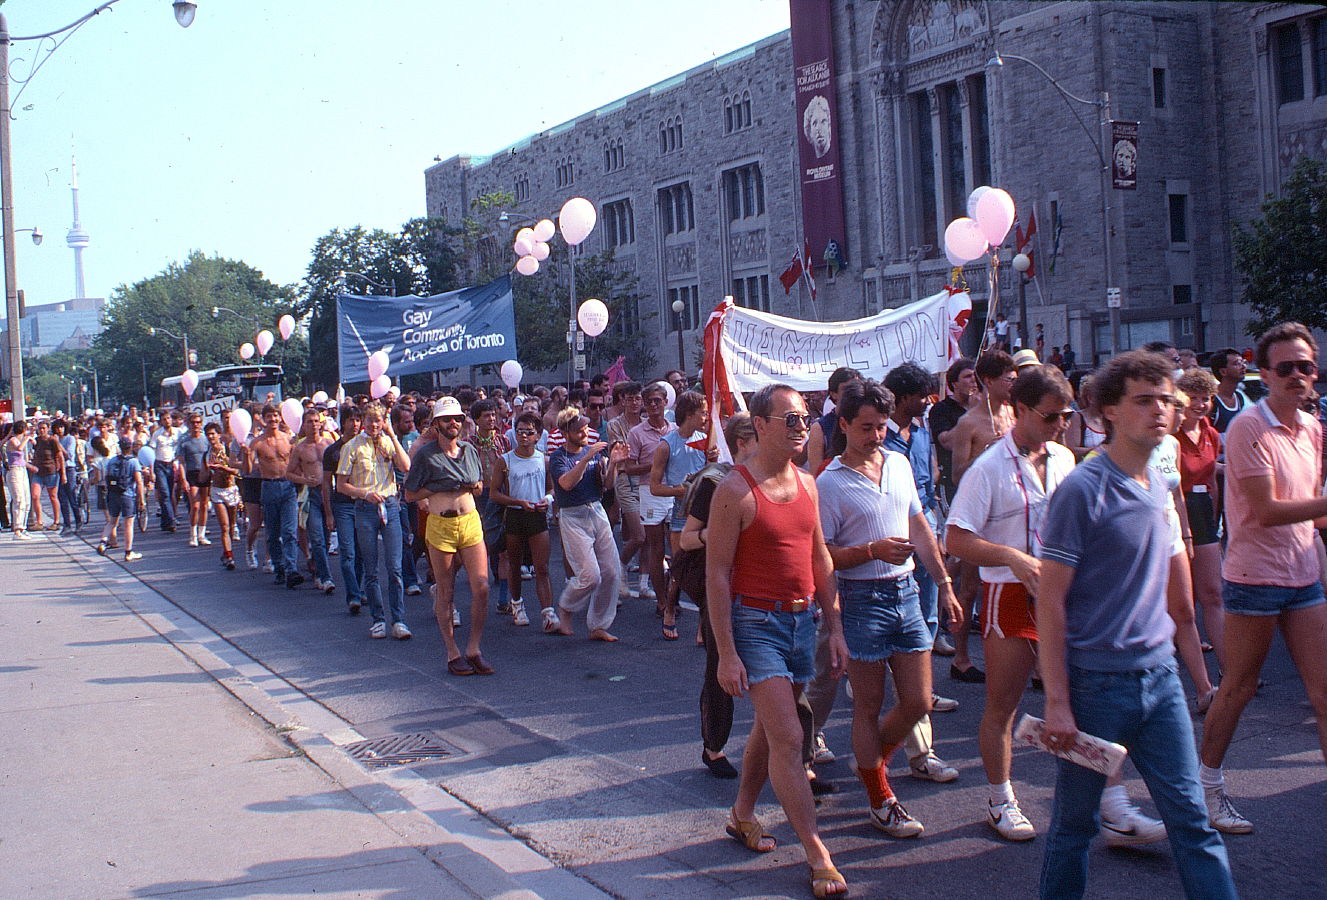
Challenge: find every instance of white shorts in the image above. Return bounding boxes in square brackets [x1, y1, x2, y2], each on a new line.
[639, 492, 672, 527]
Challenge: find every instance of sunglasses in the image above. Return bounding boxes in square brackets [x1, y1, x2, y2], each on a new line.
[435, 415, 465, 424]
[1033, 409, 1074, 424]
[587, 403, 605, 410]
[1270, 360, 1318, 378]
[515, 429, 538, 437]
[643, 397, 667, 405]
[761, 412, 814, 429]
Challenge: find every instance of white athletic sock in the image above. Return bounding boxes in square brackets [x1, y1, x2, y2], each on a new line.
[1100, 784, 1129, 814]
[989, 781, 1016, 805]
[1199, 764, 1224, 790]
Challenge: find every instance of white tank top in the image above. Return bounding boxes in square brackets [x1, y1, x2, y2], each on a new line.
[502, 449, 545, 503]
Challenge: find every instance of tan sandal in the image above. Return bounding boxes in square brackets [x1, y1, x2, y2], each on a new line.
[809, 865, 848, 898]
[725, 810, 776, 853]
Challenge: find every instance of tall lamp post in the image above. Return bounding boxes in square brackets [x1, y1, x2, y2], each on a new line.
[986, 52, 1119, 357]
[149, 325, 193, 370]
[671, 298, 686, 371]
[72, 362, 98, 410]
[340, 271, 395, 296]
[1, 1, 197, 423]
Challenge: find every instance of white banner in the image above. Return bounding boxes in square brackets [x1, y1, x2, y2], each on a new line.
[185, 395, 236, 428]
[720, 290, 970, 392]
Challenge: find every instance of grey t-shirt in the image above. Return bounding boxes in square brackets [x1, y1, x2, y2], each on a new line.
[178, 435, 210, 472]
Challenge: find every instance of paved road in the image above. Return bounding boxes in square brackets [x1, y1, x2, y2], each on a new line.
[59, 507, 1327, 899]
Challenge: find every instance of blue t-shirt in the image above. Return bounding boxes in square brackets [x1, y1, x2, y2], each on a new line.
[106, 455, 143, 499]
[549, 445, 605, 508]
[884, 417, 935, 510]
[1036, 453, 1176, 672]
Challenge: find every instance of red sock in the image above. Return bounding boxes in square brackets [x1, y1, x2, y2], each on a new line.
[857, 765, 893, 808]
[880, 742, 901, 767]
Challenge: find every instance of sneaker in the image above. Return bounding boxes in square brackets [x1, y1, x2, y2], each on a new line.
[328, 533, 339, 555]
[198, 533, 212, 545]
[812, 731, 836, 765]
[452, 606, 462, 627]
[96, 542, 107, 555]
[931, 693, 959, 713]
[405, 583, 422, 596]
[870, 798, 925, 838]
[1100, 800, 1167, 847]
[321, 579, 336, 595]
[123, 551, 143, 562]
[933, 634, 956, 656]
[247, 549, 259, 570]
[313, 578, 325, 592]
[522, 565, 534, 580]
[224, 556, 236, 571]
[15, 531, 32, 541]
[286, 573, 305, 590]
[369, 621, 388, 639]
[391, 622, 412, 640]
[909, 752, 959, 783]
[678, 599, 700, 613]
[512, 604, 530, 626]
[188, 535, 199, 548]
[542, 607, 560, 634]
[1204, 786, 1253, 834]
[495, 602, 513, 615]
[348, 600, 362, 616]
[987, 799, 1036, 841]
[638, 583, 656, 601]
[619, 580, 640, 600]
[262, 560, 276, 574]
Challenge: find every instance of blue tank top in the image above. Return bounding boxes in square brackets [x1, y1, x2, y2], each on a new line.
[663, 430, 706, 487]
[502, 449, 545, 503]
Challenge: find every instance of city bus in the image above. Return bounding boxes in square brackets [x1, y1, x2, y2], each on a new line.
[159, 364, 284, 416]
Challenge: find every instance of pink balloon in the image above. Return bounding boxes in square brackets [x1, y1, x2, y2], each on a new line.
[515, 255, 539, 276]
[531, 241, 550, 261]
[967, 185, 992, 219]
[255, 330, 275, 356]
[278, 314, 296, 341]
[944, 217, 988, 263]
[280, 398, 304, 434]
[311, 390, 329, 404]
[367, 350, 390, 381]
[239, 342, 255, 360]
[558, 198, 596, 246]
[515, 227, 537, 246]
[975, 188, 1016, 246]
[181, 369, 199, 399]
[532, 219, 556, 242]
[945, 247, 967, 268]
[228, 407, 252, 445]
[513, 236, 534, 257]
[370, 374, 392, 399]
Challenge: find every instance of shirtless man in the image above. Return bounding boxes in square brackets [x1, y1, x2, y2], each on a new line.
[250, 405, 300, 588]
[286, 409, 336, 594]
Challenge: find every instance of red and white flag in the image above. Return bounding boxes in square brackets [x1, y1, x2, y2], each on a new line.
[778, 250, 803, 294]
[802, 240, 817, 303]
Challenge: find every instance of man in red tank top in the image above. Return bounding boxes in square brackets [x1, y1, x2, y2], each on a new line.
[706, 384, 849, 898]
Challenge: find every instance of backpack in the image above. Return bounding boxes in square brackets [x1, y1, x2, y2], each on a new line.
[105, 456, 127, 494]
[670, 461, 732, 605]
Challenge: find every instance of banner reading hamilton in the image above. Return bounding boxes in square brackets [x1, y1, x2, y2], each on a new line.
[791, 0, 849, 275]
[336, 274, 516, 383]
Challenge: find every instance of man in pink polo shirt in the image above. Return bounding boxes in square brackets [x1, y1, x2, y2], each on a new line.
[1199, 321, 1327, 835]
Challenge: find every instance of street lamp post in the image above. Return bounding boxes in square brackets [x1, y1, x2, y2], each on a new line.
[149, 325, 192, 371]
[72, 363, 98, 410]
[987, 52, 1119, 357]
[340, 271, 395, 296]
[671, 299, 686, 371]
[0, 2, 197, 423]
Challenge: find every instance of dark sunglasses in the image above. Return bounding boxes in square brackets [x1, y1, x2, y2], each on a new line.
[435, 415, 465, 424]
[643, 396, 667, 405]
[1027, 407, 1074, 424]
[515, 429, 538, 437]
[1270, 360, 1318, 378]
[587, 403, 605, 410]
[761, 412, 814, 429]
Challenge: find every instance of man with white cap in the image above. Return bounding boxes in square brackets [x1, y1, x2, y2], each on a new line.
[1011, 349, 1041, 371]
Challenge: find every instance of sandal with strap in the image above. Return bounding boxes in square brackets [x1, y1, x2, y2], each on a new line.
[725, 810, 775, 853]
[809, 865, 848, 898]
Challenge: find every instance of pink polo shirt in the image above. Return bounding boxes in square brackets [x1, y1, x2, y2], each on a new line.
[1222, 400, 1323, 587]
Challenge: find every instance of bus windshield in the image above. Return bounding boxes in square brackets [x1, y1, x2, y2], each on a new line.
[160, 364, 284, 412]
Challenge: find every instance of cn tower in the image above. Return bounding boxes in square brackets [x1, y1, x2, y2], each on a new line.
[66, 154, 89, 300]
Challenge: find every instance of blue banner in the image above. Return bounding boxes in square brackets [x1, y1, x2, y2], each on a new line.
[336, 275, 517, 382]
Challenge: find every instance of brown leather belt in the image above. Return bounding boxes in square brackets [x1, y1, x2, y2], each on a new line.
[735, 594, 814, 613]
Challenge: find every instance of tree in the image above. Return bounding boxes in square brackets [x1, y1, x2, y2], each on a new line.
[1232, 156, 1327, 335]
[21, 349, 97, 415]
[91, 252, 303, 409]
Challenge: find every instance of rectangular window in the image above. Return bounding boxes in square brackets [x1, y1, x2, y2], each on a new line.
[1277, 23, 1305, 104]
[968, 74, 992, 190]
[1172, 284, 1193, 305]
[612, 296, 640, 337]
[941, 83, 965, 222]
[668, 285, 700, 331]
[722, 163, 765, 221]
[732, 275, 771, 312]
[603, 199, 634, 248]
[1315, 19, 1327, 96]
[658, 183, 694, 235]
[913, 91, 937, 249]
[1152, 67, 1167, 108]
[1168, 193, 1188, 244]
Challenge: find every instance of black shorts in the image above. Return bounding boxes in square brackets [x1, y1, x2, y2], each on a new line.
[503, 507, 548, 538]
[1185, 490, 1219, 547]
[186, 469, 211, 489]
[240, 477, 262, 505]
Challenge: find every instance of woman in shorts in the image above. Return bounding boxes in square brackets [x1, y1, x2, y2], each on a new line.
[205, 422, 241, 570]
[1177, 368, 1226, 695]
[490, 411, 555, 631]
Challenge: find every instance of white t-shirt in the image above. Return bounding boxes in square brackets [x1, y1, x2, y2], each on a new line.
[817, 452, 922, 581]
[947, 432, 1078, 584]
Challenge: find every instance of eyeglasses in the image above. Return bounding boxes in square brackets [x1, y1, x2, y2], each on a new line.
[1031, 408, 1075, 424]
[760, 412, 815, 429]
[515, 429, 538, 437]
[1271, 360, 1318, 378]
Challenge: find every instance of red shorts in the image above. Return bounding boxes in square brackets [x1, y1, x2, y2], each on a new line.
[980, 581, 1038, 641]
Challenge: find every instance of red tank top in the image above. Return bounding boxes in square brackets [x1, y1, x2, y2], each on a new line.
[730, 464, 817, 602]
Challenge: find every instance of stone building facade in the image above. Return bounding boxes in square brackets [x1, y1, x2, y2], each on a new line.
[425, 2, 1327, 375]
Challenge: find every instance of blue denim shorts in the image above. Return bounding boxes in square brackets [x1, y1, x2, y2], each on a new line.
[730, 602, 817, 686]
[839, 575, 931, 662]
[1222, 579, 1326, 617]
[33, 471, 60, 489]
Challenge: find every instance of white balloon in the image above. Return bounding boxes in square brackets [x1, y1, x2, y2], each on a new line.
[239, 342, 255, 360]
[531, 240, 550, 261]
[532, 219, 556, 242]
[367, 350, 390, 381]
[255, 330, 275, 356]
[280, 397, 304, 433]
[500, 359, 523, 389]
[228, 407, 252, 444]
[654, 380, 677, 410]
[278, 314, 296, 341]
[577, 298, 610, 337]
[558, 197, 597, 246]
[370, 374, 392, 399]
[515, 255, 540, 276]
[975, 188, 1017, 246]
[944, 217, 988, 263]
[180, 368, 199, 399]
[311, 390, 329, 404]
[945, 247, 967, 268]
[967, 185, 993, 220]
[513, 236, 534, 257]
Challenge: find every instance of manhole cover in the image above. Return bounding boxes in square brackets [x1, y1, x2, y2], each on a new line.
[344, 733, 460, 769]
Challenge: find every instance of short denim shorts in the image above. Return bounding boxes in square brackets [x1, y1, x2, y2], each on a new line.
[32, 471, 60, 489]
[730, 602, 817, 686]
[1222, 579, 1326, 617]
[839, 575, 931, 662]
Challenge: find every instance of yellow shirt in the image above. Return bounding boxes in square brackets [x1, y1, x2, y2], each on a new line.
[336, 432, 398, 497]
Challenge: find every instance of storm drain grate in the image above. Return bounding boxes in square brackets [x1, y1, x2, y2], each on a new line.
[344, 733, 460, 770]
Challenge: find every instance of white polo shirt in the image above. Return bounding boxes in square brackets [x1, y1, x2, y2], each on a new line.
[947, 431, 1077, 584]
[148, 426, 179, 464]
[817, 451, 922, 581]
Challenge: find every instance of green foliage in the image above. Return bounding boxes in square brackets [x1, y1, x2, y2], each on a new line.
[1232, 157, 1327, 335]
[90, 252, 303, 408]
[21, 349, 97, 415]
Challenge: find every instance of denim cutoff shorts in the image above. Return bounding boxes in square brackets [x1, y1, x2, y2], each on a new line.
[839, 575, 931, 662]
[32, 471, 60, 489]
[1222, 579, 1325, 617]
[730, 601, 817, 686]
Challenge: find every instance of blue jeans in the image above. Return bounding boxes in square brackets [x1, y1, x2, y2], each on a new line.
[58, 468, 79, 528]
[398, 498, 418, 589]
[355, 496, 405, 626]
[1040, 661, 1237, 900]
[260, 480, 299, 579]
[154, 461, 176, 529]
[332, 501, 364, 606]
[304, 487, 332, 582]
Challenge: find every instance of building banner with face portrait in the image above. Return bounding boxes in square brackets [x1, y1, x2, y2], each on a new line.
[791, 0, 849, 273]
[335, 274, 517, 383]
[1111, 120, 1138, 190]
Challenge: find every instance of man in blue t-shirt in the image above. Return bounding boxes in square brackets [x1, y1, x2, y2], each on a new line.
[96, 439, 145, 563]
[1034, 351, 1235, 900]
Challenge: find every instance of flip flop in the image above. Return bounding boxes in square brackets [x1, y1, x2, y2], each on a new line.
[447, 657, 475, 676]
[662, 623, 679, 641]
[466, 653, 495, 675]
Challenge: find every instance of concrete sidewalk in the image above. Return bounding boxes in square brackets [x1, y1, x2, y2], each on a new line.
[0, 534, 599, 900]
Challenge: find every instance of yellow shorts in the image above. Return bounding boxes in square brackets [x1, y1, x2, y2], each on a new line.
[425, 509, 484, 554]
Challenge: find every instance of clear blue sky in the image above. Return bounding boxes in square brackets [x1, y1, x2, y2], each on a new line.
[1, 0, 789, 316]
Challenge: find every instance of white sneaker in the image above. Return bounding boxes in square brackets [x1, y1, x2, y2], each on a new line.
[909, 752, 959, 783]
[188, 535, 199, 547]
[369, 621, 388, 639]
[262, 560, 276, 574]
[198, 532, 212, 545]
[391, 622, 412, 640]
[123, 551, 143, 562]
[812, 731, 836, 764]
[313, 578, 325, 592]
[931, 693, 960, 712]
[452, 607, 462, 627]
[542, 607, 560, 633]
[321, 580, 336, 595]
[247, 549, 259, 570]
[638, 582, 656, 600]
[870, 798, 924, 838]
[521, 565, 534, 581]
[1100, 799, 1167, 847]
[1204, 786, 1253, 834]
[512, 604, 530, 626]
[933, 634, 956, 656]
[678, 599, 700, 613]
[328, 533, 339, 555]
[988, 799, 1036, 841]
